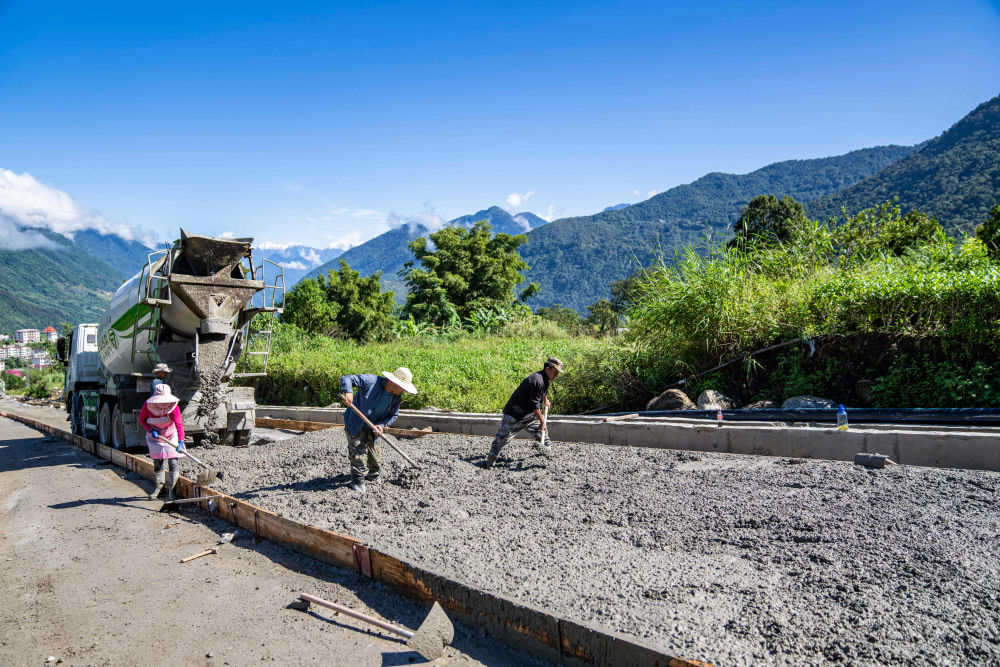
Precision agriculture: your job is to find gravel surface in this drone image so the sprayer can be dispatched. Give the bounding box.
[170,426,1000,666]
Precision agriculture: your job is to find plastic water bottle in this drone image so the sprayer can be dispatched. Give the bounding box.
[837,405,848,431]
[716,407,723,426]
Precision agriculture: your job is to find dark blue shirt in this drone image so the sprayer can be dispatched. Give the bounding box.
[339,374,402,438]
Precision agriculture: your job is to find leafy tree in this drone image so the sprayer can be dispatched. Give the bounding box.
[975,204,1000,261]
[402,220,538,327]
[281,260,395,340]
[536,304,583,333]
[585,299,620,336]
[609,271,644,314]
[728,194,809,250]
[831,201,944,265]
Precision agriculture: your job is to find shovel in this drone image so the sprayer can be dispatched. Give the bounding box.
[153,434,224,485]
[292,593,453,661]
[345,402,421,470]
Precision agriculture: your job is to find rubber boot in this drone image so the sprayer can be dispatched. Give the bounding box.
[484,452,497,469]
[166,469,179,501]
[365,471,382,484]
[149,470,165,500]
[350,474,366,494]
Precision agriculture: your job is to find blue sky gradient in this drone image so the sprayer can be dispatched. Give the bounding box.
[1,1,998,247]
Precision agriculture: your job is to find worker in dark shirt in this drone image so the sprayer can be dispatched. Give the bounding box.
[484,357,563,468]
[340,367,417,493]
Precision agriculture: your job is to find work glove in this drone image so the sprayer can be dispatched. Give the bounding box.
[177,440,186,452]
[151,429,159,439]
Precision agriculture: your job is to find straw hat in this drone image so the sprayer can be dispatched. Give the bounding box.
[382,367,417,394]
[147,383,179,405]
[153,362,172,374]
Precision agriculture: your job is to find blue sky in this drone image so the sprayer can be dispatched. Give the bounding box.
[0,0,998,248]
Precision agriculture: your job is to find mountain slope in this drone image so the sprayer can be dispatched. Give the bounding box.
[72,229,158,278]
[253,244,344,286]
[808,95,1000,233]
[0,227,120,331]
[520,144,915,311]
[303,206,549,299]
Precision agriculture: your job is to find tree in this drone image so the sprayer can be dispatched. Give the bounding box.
[975,204,1000,262]
[585,299,620,336]
[728,194,809,250]
[536,304,583,333]
[831,201,944,264]
[281,260,395,340]
[402,220,538,327]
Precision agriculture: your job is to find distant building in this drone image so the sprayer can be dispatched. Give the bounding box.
[15,329,40,343]
[41,326,59,342]
[30,355,52,370]
[0,345,33,360]
[0,334,9,342]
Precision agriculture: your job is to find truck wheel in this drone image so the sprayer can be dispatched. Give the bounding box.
[111,404,128,451]
[71,396,83,435]
[98,403,113,445]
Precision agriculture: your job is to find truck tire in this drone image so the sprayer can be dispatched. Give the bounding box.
[111,404,128,451]
[98,402,113,445]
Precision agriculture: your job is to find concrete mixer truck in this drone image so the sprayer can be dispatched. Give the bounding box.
[59,230,284,449]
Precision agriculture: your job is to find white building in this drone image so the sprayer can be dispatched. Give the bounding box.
[30,355,52,370]
[41,326,59,342]
[0,345,33,360]
[15,329,40,343]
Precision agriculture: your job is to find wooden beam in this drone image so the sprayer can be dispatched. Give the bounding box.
[255,417,432,438]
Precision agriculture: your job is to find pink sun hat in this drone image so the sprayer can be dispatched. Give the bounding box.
[146,383,179,405]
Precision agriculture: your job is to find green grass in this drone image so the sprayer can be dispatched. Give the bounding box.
[248,324,612,413]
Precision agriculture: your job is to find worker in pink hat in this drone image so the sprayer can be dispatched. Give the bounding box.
[138,383,187,500]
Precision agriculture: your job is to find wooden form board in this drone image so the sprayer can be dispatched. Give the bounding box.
[256,416,432,438]
[0,410,711,667]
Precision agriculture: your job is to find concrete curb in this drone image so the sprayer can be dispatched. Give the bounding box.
[258,406,1000,472]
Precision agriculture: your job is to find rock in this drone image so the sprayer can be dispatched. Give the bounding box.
[646,389,695,411]
[782,395,838,409]
[696,390,737,410]
[743,399,779,410]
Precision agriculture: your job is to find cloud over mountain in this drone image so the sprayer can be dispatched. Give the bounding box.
[0,168,155,246]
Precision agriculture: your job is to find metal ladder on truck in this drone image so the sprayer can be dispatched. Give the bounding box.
[233,255,285,379]
[130,247,175,371]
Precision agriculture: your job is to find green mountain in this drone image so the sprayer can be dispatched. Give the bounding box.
[521,145,915,311]
[808,95,1000,234]
[0,227,120,332]
[72,229,158,278]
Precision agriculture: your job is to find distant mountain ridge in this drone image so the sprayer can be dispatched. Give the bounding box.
[807,95,1000,233]
[303,206,550,299]
[519,144,916,311]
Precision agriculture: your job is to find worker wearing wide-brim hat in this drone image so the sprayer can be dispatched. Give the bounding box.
[485,357,563,468]
[339,367,418,493]
[151,362,172,394]
[139,383,187,500]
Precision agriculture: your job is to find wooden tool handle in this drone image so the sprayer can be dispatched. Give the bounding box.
[153,434,211,471]
[299,593,413,639]
[180,548,216,563]
[541,405,549,447]
[346,402,421,470]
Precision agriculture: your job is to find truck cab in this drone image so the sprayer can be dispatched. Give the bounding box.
[59,324,101,435]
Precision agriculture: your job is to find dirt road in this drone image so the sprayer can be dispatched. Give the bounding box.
[0,414,542,666]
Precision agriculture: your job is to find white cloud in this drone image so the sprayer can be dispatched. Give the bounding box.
[299,248,321,266]
[257,241,290,250]
[280,260,308,270]
[648,189,660,198]
[512,214,533,232]
[542,204,564,222]
[506,190,535,208]
[327,233,362,250]
[283,182,305,192]
[220,231,235,239]
[0,168,156,246]
[0,218,57,250]
[633,189,641,197]
[386,210,445,233]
